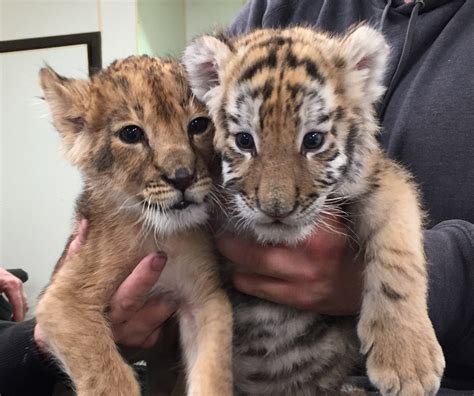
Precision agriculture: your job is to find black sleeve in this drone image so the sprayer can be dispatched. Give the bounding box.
[0,319,57,396]
[228,0,267,35]
[228,0,302,35]
[425,220,474,384]
[228,0,328,36]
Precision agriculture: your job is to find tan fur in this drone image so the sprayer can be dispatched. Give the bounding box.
[184,26,444,395]
[36,56,232,396]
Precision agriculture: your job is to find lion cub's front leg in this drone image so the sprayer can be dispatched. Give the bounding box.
[169,235,233,396]
[36,251,141,396]
[355,162,445,396]
[179,289,233,396]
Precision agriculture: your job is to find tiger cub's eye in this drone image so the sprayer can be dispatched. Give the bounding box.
[302,131,325,151]
[188,117,210,135]
[119,125,144,144]
[235,132,255,152]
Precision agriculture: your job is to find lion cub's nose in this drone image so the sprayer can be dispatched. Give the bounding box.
[163,167,196,191]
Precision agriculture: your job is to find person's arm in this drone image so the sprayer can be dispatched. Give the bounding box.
[0,318,56,396]
[424,220,474,382]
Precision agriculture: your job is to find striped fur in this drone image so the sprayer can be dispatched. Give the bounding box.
[184,26,444,395]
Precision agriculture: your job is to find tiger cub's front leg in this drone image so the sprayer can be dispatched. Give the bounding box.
[355,160,445,396]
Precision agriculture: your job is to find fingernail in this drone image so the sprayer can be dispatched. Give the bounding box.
[151,254,166,270]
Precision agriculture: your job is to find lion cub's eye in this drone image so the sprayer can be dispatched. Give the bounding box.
[302,131,325,152]
[119,125,144,144]
[235,132,255,152]
[188,117,210,135]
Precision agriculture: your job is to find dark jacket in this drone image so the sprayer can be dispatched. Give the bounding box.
[0,319,56,395]
[229,0,474,388]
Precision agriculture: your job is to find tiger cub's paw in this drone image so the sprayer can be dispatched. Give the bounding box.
[360,318,445,396]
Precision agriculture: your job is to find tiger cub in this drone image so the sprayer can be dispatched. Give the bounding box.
[36,56,232,396]
[184,26,445,395]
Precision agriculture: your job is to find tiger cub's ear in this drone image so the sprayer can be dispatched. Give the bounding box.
[338,25,389,106]
[183,35,232,103]
[39,66,90,137]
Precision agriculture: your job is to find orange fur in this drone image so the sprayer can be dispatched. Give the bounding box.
[37,56,232,396]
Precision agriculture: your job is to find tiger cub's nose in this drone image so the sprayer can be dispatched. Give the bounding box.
[163,167,196,192]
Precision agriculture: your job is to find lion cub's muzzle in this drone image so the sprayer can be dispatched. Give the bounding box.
[142,166,212,211]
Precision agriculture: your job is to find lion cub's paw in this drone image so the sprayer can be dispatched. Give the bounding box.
[360,319,445,396]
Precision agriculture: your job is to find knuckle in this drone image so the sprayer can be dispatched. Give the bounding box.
[261,248,282,268]
[301,267,319,283]
[6,277,20,289]
[296,289,317,310]
[119,297,142,313]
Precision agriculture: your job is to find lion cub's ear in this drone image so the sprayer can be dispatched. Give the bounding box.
[39,67,91,136]
[39,67,92,166]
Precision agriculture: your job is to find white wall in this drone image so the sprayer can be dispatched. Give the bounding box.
[1,0,137,314]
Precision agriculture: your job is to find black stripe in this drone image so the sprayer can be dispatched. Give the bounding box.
[286,52,323,82]
[224,177,242,190]
[94,143,113,172]
[316,177,337,187]
[227,113,239,126]
[244,338,345,387]
[286,82,303,99]
[133,103,143,118]
[317,113,330,124]
[261,79,274,100]
[381,282,404,301]
[344,123,359,172]
[116,76,129,90]
[326,150,340,162]
[334,56,346,69]
[332,106,345,121]
[255,35,293,49]
[238,51,277,82]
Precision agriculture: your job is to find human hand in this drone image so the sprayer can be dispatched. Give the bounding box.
[108,253,177,349]
[215,214,363,315]
[34,220,177,354]
[0,267,28,321]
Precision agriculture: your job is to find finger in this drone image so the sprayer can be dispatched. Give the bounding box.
[232,272,302,307]
[141,329,161,349]
[76,218,89,245]
[109,253,167,323]
[5,285,25,321]
[113,298,176,347]
[65,219,89,261]
[216,233,306,280]
[113,297,176,340]
[22,291,29,317]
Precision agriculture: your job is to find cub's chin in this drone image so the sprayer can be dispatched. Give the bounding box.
[252,222,315,246]
[144,201,209,235]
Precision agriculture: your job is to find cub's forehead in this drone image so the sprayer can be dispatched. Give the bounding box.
[92,56,192,101]
[223,32,339,133]
[87,56,205,123]
[226,31,340,99]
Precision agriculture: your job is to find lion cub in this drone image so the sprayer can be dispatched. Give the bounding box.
[36,56,232,396]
